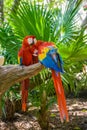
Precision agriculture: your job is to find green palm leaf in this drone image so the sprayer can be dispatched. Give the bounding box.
[10,1,54,41]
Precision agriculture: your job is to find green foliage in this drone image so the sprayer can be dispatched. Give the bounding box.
[4,0,13,20]
[10,0,83,42]
[0,23,21,64]
[29,69,56,108]
[1,84,21,119]
[29,81,56,117]
[10,1,55,41]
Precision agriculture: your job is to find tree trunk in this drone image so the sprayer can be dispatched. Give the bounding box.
[0,63,44,115]
[0,0,4,24]
[11,0,21,13]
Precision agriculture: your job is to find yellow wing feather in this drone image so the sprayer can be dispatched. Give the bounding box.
[38,47,49,61]
[18,56,21,64]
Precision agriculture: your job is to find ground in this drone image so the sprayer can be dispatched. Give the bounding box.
[0,98,87,130]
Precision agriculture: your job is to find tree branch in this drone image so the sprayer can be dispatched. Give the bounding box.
[0,63,44,115]
[0,63,44,97]
[0,63,44,116]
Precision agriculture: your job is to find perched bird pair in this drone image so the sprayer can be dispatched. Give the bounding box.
[18,35,38,112]
[18,36,69,122]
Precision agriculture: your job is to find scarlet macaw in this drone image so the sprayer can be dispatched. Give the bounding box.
[38,41,69,122]
[18,35,38,111]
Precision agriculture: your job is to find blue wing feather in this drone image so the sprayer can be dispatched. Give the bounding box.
[39,46,64,73]
[20,57,23,65]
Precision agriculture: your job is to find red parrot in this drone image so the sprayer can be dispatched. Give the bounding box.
[18,35,38,112]
[37,41,69,122]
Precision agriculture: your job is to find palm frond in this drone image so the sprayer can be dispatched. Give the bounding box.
[53,0,83,44]
[10,1,54,41]
[59,31,87,64]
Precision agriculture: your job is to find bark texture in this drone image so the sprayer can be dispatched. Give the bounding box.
[0,63,44,115]
[0,0,4,23]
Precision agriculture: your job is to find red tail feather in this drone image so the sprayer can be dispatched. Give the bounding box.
[52,70,69,122]
[21,78,29,112]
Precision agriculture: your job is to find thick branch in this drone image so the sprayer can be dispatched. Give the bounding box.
[0,63,44,97]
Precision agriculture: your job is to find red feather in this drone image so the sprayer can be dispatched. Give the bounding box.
[18,36,38,111]
[52,70,69,122]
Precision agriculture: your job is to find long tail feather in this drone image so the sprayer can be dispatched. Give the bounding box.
[21,78,29,112]
[52,70,69,122]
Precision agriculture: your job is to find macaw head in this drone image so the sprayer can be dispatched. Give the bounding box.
[22,35,37,47]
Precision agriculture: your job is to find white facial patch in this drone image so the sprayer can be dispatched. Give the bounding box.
[27,38,33,45]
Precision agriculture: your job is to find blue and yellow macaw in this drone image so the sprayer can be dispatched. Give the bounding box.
[38,41,69,123]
